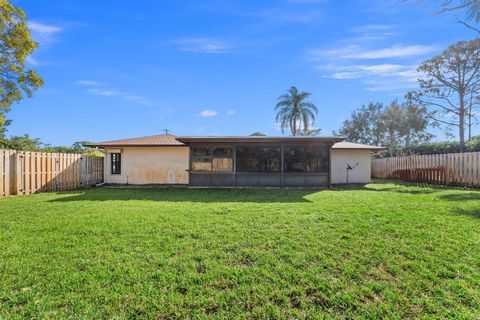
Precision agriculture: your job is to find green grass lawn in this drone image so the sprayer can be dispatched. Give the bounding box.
[1,181,480,319]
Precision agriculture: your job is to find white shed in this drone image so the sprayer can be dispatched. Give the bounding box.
[331,142,385,184]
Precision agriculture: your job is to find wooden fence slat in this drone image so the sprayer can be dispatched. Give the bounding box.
[372,151,480,187]
[475,152,480,187]
[0,150,4,196]
[0,149,104,197]
[1,150,5,196]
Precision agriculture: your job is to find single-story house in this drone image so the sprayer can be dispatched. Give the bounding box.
[87,134,384,187]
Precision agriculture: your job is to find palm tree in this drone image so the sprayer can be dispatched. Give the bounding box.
[275,86,318,136]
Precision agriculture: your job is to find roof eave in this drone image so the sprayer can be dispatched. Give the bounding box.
[84,144,186,148]
[332,147,387,151]
[176,136,345,144]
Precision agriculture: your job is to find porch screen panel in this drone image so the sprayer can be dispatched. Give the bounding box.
[212,147,233,171]
[192,147,212,171]
[191,147,233,172]
[236,147,281,172]
[284,146,329,172]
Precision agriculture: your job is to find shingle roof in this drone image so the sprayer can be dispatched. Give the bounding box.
[331,141,386,151]
[86,134,185,147]
[87,135,384,150]
[176,136,344,143]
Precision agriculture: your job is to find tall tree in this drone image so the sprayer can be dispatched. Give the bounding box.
[275,86,318,136]
[0,0,43,112]
[466,92,479,140]
[381,100,405,157]
[417,39,480,152]
[336,102,385,146]
[403,91,434,147]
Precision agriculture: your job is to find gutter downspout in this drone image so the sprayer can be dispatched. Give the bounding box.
[328,141,333,188]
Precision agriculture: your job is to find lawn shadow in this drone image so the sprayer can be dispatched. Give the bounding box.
[49,187,323,203]
[48,181,480,204]
[332,181,441,195]
[452,208,480,220]
[438,193,480,201]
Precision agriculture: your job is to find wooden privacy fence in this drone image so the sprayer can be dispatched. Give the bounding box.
[372,152,480,187]
[0,149,104,197]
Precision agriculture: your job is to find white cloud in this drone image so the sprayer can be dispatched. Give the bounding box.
[248,8,323,24]
[363,79,419,92]
[307,44,436,60]
[25,56,39,66]
[321,63,418,80]
[76,80,100,86]
[28,21,62,35]
[344,45,436,59]
[306,45,358,60]
[76,80,153,106]
[28,21,62,45]
[199,110,218,117]
[304,22,437,93]
[319,63,420,92]
[348,25,397,42]
[175,38,231,54]
[87,88,153,106]
[227,110,236,115]
[348,24,393,33]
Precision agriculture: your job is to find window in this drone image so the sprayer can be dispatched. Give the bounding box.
[111,153,121,174]
[236,147,281,172]
[191,147,233,172]
[284,147,328,172]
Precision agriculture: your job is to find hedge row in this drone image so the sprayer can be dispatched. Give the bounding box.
[376,138,480,158]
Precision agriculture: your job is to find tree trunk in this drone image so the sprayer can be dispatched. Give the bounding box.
[459,91,465,152]
[303,117,309,136]
[389,131,394,157]
[468,99,472,141]
[405,128,411,149]
[468,114,472,142]
[291,117,297,136]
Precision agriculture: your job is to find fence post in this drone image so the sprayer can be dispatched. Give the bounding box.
[3,150,10,196]
[445,154,449,185]
[13,152,21,195]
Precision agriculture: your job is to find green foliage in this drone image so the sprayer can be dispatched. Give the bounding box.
[275,86,318,136]
[335,102,385,145]
[249,132,266,136]
[6,133,41,150]
[41,141,100,154]
[376,138,480,158]
[1,135,103,155]
[0,183,479,318]
[297,128,322,136]
[83,149,104,158]
[0,111,11,147]
[336,94,433,154]
[0,0,44,112]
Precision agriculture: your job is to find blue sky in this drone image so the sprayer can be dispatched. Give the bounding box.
[8,0,475,145]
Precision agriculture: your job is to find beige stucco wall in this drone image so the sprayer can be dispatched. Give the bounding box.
[331,149,372,184]
[104,146,189,185]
